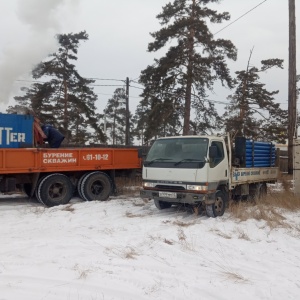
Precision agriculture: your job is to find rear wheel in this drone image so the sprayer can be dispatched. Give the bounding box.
[154,199,172,210]
[206,190,226,218]
[77,173,90,200]
[36,173,73,207]
[249,183,267,201]
[258,183,267,199]
[80,172,112,201]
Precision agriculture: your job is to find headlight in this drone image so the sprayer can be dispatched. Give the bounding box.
[187,185,208,191]
[143,182,156,188]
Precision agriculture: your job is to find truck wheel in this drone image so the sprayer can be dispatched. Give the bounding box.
[80,171,112,201]
[35,177,46,205]
[249,183,267,201]
[37,173,73,207]
[206,190,226,218]
[258,183,267,199]
[154,199,172,210]
[77,173,90,200]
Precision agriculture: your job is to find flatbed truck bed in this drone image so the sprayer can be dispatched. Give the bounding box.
[0,147,141,207]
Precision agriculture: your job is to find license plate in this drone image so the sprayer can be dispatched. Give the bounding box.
[159,191,177,199]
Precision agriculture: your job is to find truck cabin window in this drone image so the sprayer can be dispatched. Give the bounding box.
[210,141,225,168]
[145,138,209,168]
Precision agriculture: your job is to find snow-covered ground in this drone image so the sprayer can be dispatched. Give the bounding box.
[0,192,300,300]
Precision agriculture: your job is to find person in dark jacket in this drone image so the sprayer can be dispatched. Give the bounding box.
[41,124,65,148]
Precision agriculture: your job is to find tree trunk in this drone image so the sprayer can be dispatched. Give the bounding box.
[240,48,254,135]
[63,78,69,142]
[183,0,195,135]
[288,0,297,175]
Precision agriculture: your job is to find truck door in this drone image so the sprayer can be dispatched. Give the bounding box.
[208,140,228,189]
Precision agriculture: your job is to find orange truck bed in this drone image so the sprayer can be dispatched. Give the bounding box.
[0,147,141,174]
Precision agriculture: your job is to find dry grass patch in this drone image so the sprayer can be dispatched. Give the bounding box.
[147,234,175,245]
[164,238,174,245]
[106,246,140,259]
[132,199,149,207]
[115,177,142,196]
[61,204,75,213]
[125,211,150,218]
[264,191,300,211]
[73,264,92,280]
[177,228,186,241]
[123,247,140,259]
[27,206,46,215]
[210,228,232,239]
[236,228,251,241]
[228,197,293,230]
[177,228,196,251]
[173,220,196,227]
[215,262,249,284]
[221,270,249,284]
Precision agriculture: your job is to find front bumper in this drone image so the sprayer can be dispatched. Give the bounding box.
[140,189,215,205]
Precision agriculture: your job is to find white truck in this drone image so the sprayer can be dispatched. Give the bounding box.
[140,134,279,217]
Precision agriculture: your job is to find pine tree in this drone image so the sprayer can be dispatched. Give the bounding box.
[223,56,287,143]
[103,88,127,145]
[139,0,237,140]
[8,31,105,144]
[133,94,183,143]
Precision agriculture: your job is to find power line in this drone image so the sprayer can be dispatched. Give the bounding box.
[16,79,45,83]
[89,84,124,87]
[131,76,141,82]
[214,0,268,36]
[130,85,144,90]
[131,80,143,85]
[88,78,125,82]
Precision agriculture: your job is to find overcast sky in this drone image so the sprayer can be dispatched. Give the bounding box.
[0,0,299,116]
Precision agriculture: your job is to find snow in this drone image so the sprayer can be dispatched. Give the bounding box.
[0,193,300,300]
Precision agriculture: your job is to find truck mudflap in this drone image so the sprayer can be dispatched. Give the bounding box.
[140,189,216,205]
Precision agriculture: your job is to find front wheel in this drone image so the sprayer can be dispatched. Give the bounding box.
[154,199,172,210]
[36,173,73,207]
[206,190,226,218]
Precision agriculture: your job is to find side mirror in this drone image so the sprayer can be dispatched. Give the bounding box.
[209,145,217,159]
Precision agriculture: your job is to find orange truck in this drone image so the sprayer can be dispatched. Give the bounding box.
[0,113,142,206]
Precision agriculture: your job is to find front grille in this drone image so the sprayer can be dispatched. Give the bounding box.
[156,185,185,191]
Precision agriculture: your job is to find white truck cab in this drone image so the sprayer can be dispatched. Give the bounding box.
[140,135,278,217]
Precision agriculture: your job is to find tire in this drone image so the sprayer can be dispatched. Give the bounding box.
[249,183,267,201]
[77,173,90,200]
[35,177,45,205]
[154,199,172,210]
[258,183,267,199]
[206,190,226,218]
[80,172,112,201]
[37,173,73,207]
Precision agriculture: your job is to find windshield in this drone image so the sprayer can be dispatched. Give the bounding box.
[145,137,208,168]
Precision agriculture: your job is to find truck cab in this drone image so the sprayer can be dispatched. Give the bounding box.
[140,135,229,216]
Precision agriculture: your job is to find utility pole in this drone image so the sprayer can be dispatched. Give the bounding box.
[125,77,130,145]
[288,0,297,175]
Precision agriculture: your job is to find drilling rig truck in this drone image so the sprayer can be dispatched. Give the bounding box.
[0,113,141,207]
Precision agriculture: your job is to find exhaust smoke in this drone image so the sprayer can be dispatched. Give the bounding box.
[0,0,79,110]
